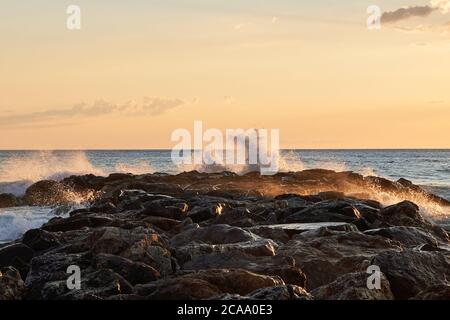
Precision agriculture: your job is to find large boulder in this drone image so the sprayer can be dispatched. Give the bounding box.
[0,193,18,208]
[0,266,26,300]
[364,226,439,248]
[278,229,402,290]
[0,243,34,279]
[311,271,394,300]
[170,224,262,247]
[371,250,450,300]
[134,269,284,299]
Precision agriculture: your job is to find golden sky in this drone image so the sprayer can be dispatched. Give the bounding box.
[1,0,450,149]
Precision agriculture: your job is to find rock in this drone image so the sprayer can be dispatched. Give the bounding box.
[278,231,402,290]
[41,268,133,300]
[0,243,34,279]
[248,222,354,238]
[245,226,290,243]
[246,285,311,300]
[22,229,61,251]
[42,215,114,232]
[134,269,284,299]
[141,216,184,231]
[182,252,307,288]
[87,226,173,276]
[173,239,278,265]
[371,250,450,299]
[187,206,215,223]
[0,266,26,300]
[170,224,262,247]
[92,253,161,285]
[0,193,18,208]
[24,180,72,206]
[364,226,439,248]
[311,271,394,300]
[284,200,363,224]
[139,200,188,220]
[379,201,450,241]
[412,284,450,300]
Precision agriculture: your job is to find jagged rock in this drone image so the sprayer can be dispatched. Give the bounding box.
[278,230,402,290]
[248,222,354,238]
[0,266,26,300]
[92,253,161,285]
[22,229,61,251]
[0,243,34,279]
[284,200,363,224]
[181,252,307,288]
[24,180,73,206]
[379,201,450,241]
[170,224,262,247]
[412,284,450,300]
[40,268,133,300]
[371,250,450,300]
[0,193,18,208]
[42,215,114,232]
[364,226,439,248]
[134,269,284,299]
[87,226,173,275]
[247,285,312,300]
[311,271,394,300]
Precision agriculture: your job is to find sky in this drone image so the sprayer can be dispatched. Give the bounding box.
[1,0,450,149]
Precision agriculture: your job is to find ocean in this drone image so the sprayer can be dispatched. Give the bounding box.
[1,149,449,243]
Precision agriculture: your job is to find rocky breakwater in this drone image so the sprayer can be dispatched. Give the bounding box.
[0,169,450,300]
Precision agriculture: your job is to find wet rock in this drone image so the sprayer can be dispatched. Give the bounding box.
[278,231,402,290]
[247,285,311,300]
[412,284,450,300]
[24,180,73,206]
[22,229,61,251]
[42,215,114,232]
[311,271,394,300]
[0,243,34,279]
[0,193,18,208]
[284,200,363,224]
[87,226,173,276]
[170,224,261,247]
[134,269,284,299]
[180,252,306,288]
[379,201,450,241]
[249,222,353,238]
[364,226,439,248]
[92,253,161,285]
[139,200,188,220]
[40,268,133,300]
[371,250,450,300]
[0,266,26,300]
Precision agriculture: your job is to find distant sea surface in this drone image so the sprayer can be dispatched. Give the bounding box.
[1,149,449,243]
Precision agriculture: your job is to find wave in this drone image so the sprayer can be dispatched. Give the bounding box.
[0,151,155,196]
[0,206,58,243]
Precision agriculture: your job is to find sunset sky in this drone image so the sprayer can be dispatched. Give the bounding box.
[1,0,450,149]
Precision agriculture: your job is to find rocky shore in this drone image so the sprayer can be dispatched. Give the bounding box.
[1,169,450,300]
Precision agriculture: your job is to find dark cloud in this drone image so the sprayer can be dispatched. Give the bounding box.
[0,97,184,127]
[381,6,434,24]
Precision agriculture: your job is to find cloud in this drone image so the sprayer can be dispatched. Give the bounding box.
[431,0,450,13]
[381,6,434,24]
[381,0,450,25]
[0,97,184,127]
